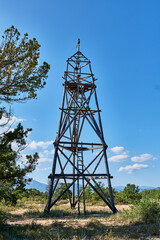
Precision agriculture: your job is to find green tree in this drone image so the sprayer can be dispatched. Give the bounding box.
[85,185,93,201]
[0,26,50,205]
[0,25,50,104]
[0,123,39,205]
[54,183,72,200]
[122,184,141,203]
[92,181,106,202]
[22,188,41,199]
[104,187,117,199]
[140,188,160,200]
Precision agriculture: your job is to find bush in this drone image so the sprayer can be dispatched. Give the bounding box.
[122,184,141,203]
[53,183,72,200]
[114,184,142,204]
[124,199,160,223]
[140,189,160,200]
[136,199,160,223]
[0,211,8,225]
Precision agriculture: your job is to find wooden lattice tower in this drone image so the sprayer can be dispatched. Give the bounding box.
[44,40,117,214]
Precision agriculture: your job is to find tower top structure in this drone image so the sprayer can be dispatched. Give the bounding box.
[76,38,80,51]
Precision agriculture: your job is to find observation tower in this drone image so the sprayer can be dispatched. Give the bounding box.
[44,40,117,215]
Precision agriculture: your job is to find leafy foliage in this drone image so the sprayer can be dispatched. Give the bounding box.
[53,183,72,200]
[84,185,93,201]
[123,199,160,224]
[80,182,140,204]
[0,123,39,205]
[140,188,160,200]
[115,184,142,204]
[21,188,47,203]
[123,184,141,203]
[0,25,50,205]
[52,182,143,205]
[0,25,50,103]
[92,181,106,202]
[0,210,8,225]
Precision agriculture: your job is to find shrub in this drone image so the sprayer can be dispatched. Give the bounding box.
[122,184,141,204]
[114,184,142,204]
[140,188,160,200]
[0,211,8,225]
[124,198,160,224]
[136,199,160,223]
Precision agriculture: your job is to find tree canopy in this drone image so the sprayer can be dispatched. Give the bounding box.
[53,183,72,200]
[0,26,50,204]
[0,123,39,204]
[0,25,50,104]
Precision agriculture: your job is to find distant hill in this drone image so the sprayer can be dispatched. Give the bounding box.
[113,186,124,192]
[25,179,159,193]
[138,186,156,192]
[113,185,157,192]
[26,179,47,192]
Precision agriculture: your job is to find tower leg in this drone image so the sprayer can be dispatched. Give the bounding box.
[103,147,117,213]
[77,173,80,215]
[94,90,117,213]
[72,153,76,208]
[82,177,86,215]
[44,146,58,213]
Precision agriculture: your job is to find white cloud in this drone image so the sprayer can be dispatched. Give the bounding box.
[17,152,53,164]
[0,115,24,126]
[50,149,55,155]
[0,115,25,134]
[21,154,26,160]
[11,141,19,151]
[36,167,50,171]
[38,158,53,163]
[39,149,57,158]
[28,140,53,150]
[21,149,55,164]
[93,150,102,156]
[131,153,157,162]
[39,150,50,158]
[118,163,149,174]
[108,154,129,162]
[11,116,25,123]
[110,146,125,154]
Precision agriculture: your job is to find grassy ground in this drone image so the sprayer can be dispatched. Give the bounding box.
[0,201,159,240]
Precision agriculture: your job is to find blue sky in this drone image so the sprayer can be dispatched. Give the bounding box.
[0,0,160,187]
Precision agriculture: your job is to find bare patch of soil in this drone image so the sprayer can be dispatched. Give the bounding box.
[8,209,29,215]
[87,204,130,212]
[3,203,159,240]
[7,204,130,227]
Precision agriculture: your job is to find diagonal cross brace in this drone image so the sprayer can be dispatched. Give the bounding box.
[51,147,116,212]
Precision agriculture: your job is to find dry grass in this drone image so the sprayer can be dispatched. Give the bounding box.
[0,201,159,240]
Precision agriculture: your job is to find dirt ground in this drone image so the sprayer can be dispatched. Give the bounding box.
[2,203,159,240]
[7,204,130,226]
